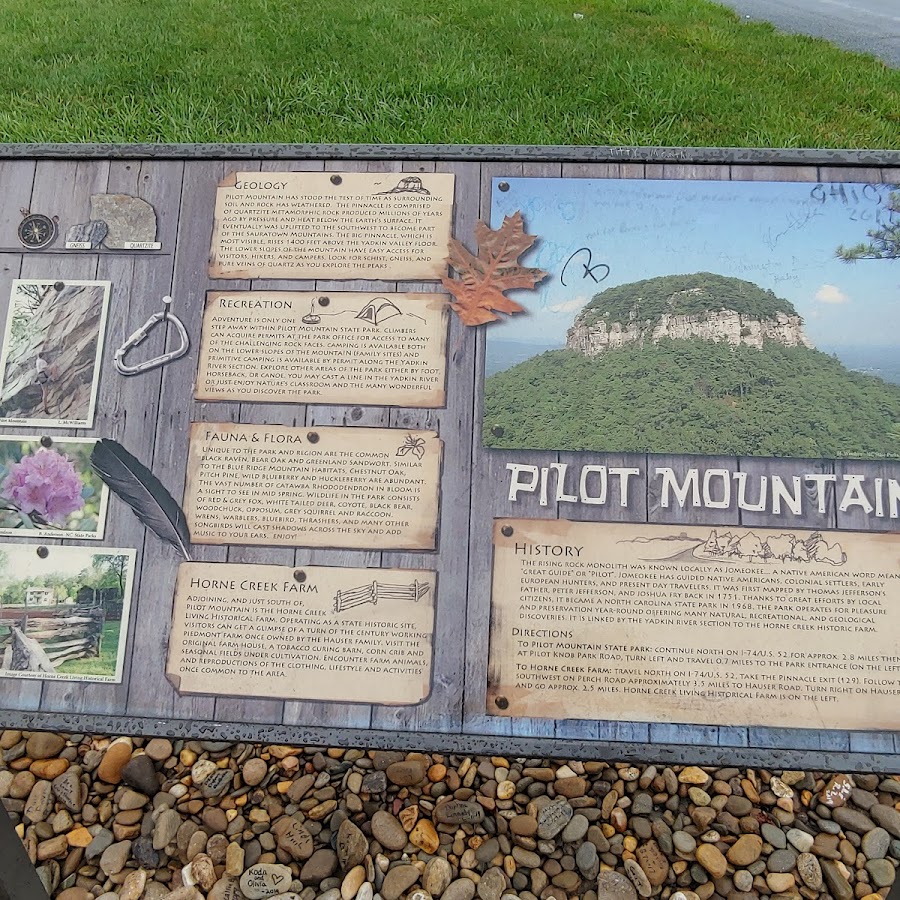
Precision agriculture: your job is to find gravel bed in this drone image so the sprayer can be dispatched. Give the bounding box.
[2,731,899,900]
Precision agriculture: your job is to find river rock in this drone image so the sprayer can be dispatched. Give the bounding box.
[144,738,172,761]
[832,807,876,834]
[382,864,422,900]
[273,817,313,860]
[240,864,293,899]
[443,880,476,900]
[132,834,160,868]
[202,767,234,798]
[477,867,507,900]
[577,840,599,877]
[623,859,652,899]
[85,828,113,860]
[361,771,387,793]
[185,853,217,891]
[96,738,132,784]
[766,873,795,893]
[562,813,589,843]
[695,844,727,879]
[727,834,762,866]
[153,807,181,850]
[99,839,131,875]
[862,827,891,859]
[243,758,268,786]
[121,754,158,795]
[866,858,896,887]
[372,810,408,850]
[424,857,453,897]
[386,759,427,786]
[785,827,814,853]
[120,869,147,900]
[509,814,537,836]
[636,840,668,886]
[26,733,66,760]
[434,800,484,825]
[767,848,797,872]
[30,758,68,780]
[299,848,338,883]
[24,779,54,823]
[337,818,368,870]
[678,767,709,785]
[821,774,854,807]
[797,852,823,890]
[761,823,786,848]
[341,865,366,900]
[821,860,854,900]
[411,818,440,854]
[52,769,82,813]
[537,798,574,839]
[871,804,900,838]
[596,871,638,900]
[226,842,245,877]
[118,788,148,810]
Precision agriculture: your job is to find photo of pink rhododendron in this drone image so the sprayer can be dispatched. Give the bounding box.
[0,438,108,538]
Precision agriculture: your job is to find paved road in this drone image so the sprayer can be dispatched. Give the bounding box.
[718,0,900,67]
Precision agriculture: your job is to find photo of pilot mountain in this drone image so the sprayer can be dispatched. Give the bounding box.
[484,179,900,459]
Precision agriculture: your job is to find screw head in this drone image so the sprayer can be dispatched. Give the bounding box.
[318,296,330,307]
[491,425,505,438]
[294,570,306,583]
[37,546,49,558]
[495,696,509,710]
[40,436,53,448]
[501,525,514,537]
[330,175,342,185]
[498,182,510,192]
[306,431,319,444]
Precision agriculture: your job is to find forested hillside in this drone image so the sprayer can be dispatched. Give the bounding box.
[578,273,798,328]
[483,339,900,458]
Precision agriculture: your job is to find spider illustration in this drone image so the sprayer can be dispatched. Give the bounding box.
[396,434,426,460]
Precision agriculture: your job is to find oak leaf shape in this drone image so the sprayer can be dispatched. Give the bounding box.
[442,211,549,326]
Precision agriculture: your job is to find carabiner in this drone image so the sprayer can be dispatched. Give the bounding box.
[114,296,190,376]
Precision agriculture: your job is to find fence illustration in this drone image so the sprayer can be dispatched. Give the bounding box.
[0,607,105,672]
[333,579,430,613]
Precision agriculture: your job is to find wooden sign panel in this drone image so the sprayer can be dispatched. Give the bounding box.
[168,562,435,704]
[488,519,900,730]
[0,145,898,770]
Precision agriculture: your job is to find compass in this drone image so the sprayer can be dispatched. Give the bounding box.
[18,208,59,250]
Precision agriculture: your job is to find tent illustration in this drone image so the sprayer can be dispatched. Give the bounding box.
[356,298,402,325]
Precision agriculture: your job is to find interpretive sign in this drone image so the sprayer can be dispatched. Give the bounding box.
[167,562,435,704]
[0,145,898,770]
[196,291,449,407]
[183,423,442,550]
[209,171,455,280]
[488,519,900,730]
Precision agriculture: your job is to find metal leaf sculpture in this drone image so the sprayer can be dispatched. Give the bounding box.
[442,211,549,326]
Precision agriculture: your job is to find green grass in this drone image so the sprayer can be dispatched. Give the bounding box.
[0,0,896,146]
[55,620,121,678]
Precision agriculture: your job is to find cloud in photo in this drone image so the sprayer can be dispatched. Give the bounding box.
[815,284,849,305]
[548,297,588,314]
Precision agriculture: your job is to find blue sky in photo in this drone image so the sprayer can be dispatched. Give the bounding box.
[488,177,899,352]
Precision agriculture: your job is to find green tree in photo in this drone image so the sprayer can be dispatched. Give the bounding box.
[836,190,900,261]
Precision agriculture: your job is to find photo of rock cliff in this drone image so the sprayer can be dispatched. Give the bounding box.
[0,281,110,427]
[483,178,900,460]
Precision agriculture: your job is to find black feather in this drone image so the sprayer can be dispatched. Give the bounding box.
[90,438,192,560]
